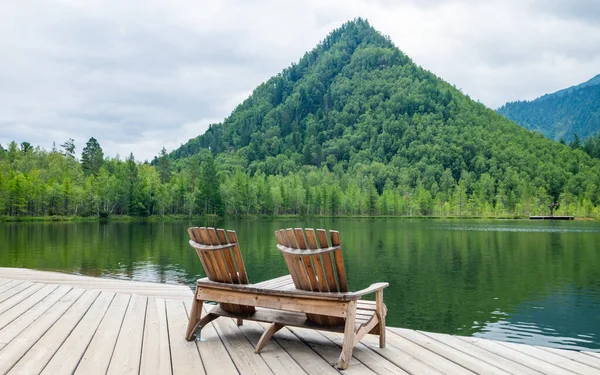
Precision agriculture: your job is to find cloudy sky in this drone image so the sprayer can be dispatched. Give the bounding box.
[1,0,599,161]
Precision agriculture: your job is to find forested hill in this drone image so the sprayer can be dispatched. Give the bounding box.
[497,75,600,142]
[168,19,600,217]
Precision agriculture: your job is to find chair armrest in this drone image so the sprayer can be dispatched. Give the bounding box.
[351,282,389,297]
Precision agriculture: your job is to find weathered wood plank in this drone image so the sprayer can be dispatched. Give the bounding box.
[0,280,25,297]
[6,289,101,374]
[0,268,192,300]
[319,330,408,375]
[459,336,579,375]
[140,298,172,375]
[0,285,72,349]
[211,313,275,375]
[190,302,238,375]
[0,282,41,311]
[0,284,57,329]
[0,288,86,374]
[493,340,600,375]
[237,320,307,375]
[166,300,206,375]
[106,294,148,375]
[75,293,131,375]
[421,331,543,374]
[391,327,511,375]
[537,346,600,371]
[287,326,375,374]
[380,328,475,374]
[257,322,339,375]
[583,351,600,359]
[357,332,444,375]
[39,292,115,374]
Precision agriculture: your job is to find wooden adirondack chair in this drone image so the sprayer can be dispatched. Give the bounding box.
[185,227,388,370]
[274,228,388,369]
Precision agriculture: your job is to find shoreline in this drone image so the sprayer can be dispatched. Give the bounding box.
[1,214,596,223]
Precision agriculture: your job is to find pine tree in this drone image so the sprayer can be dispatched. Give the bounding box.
[81,137,104,175]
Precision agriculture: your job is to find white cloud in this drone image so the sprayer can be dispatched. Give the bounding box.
[0,0,598,160]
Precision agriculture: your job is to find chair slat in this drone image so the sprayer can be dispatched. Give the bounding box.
[294,228,308,249]
[285,228,298,249]
[200,228,225,281]
[330,231,348,292]
[317,229,339,292]
[283,229,311,290]
[191,227,215,279]
[305,229,329,292]
[217,229,240,284]
[226,230,249,284]
[207,228,233,284]
[295,228,319,292]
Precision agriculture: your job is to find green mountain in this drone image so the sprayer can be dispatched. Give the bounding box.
[169,19,600,216]
[497,75,600,142]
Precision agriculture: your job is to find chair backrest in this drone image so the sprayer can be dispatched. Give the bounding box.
[274,228,348,293]
[188,227,249,285]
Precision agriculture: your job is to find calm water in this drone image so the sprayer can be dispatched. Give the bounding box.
[1,218,599,351]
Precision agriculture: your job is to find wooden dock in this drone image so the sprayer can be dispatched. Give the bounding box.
[0,268,599,374]
[529,216,575,220]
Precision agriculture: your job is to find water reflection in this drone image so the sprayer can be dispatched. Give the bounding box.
[0,218,599,351]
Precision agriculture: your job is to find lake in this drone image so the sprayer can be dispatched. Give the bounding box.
[1,218,599,351]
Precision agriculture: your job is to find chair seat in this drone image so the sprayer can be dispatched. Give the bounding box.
[196,274,365,302]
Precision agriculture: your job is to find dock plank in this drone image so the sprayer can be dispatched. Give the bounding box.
[0,288,85,374]
[391,327,511,375]
[257,322,340,375]
[493,340,600,375]
[75,293,131,375]
[106,294,147,375]
[379,327,474,375]
[40,292,115,374]
[0,285,72,349]
[0,280,24,298]
[166,300,207,375]
[0,282,42,312]
[421,331,542,375]
[287,326,376,374]
[182,302,238,375]
[537,346,600,370]
[0,284,57,330]
[319,330,409,375]
[140,297,172,375]
[459,336,579,375]
[212,313,275,375]
[7,289,101,374]
[237,320,307,375]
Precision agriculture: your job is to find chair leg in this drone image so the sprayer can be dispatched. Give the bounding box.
[376,289,386,348]
[236,318,244,326]
[185,292,203,341]
[255,323,284,354]
[336,300,357,370]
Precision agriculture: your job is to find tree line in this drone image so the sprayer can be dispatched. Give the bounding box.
[1,137,598,219]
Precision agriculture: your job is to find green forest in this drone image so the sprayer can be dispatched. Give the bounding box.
[497,75,600,142]
[2,19,600,220]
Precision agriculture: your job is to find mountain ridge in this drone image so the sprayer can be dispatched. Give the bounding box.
[497,74,600,142]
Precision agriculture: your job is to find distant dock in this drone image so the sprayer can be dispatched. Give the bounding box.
[530,216,575,220]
